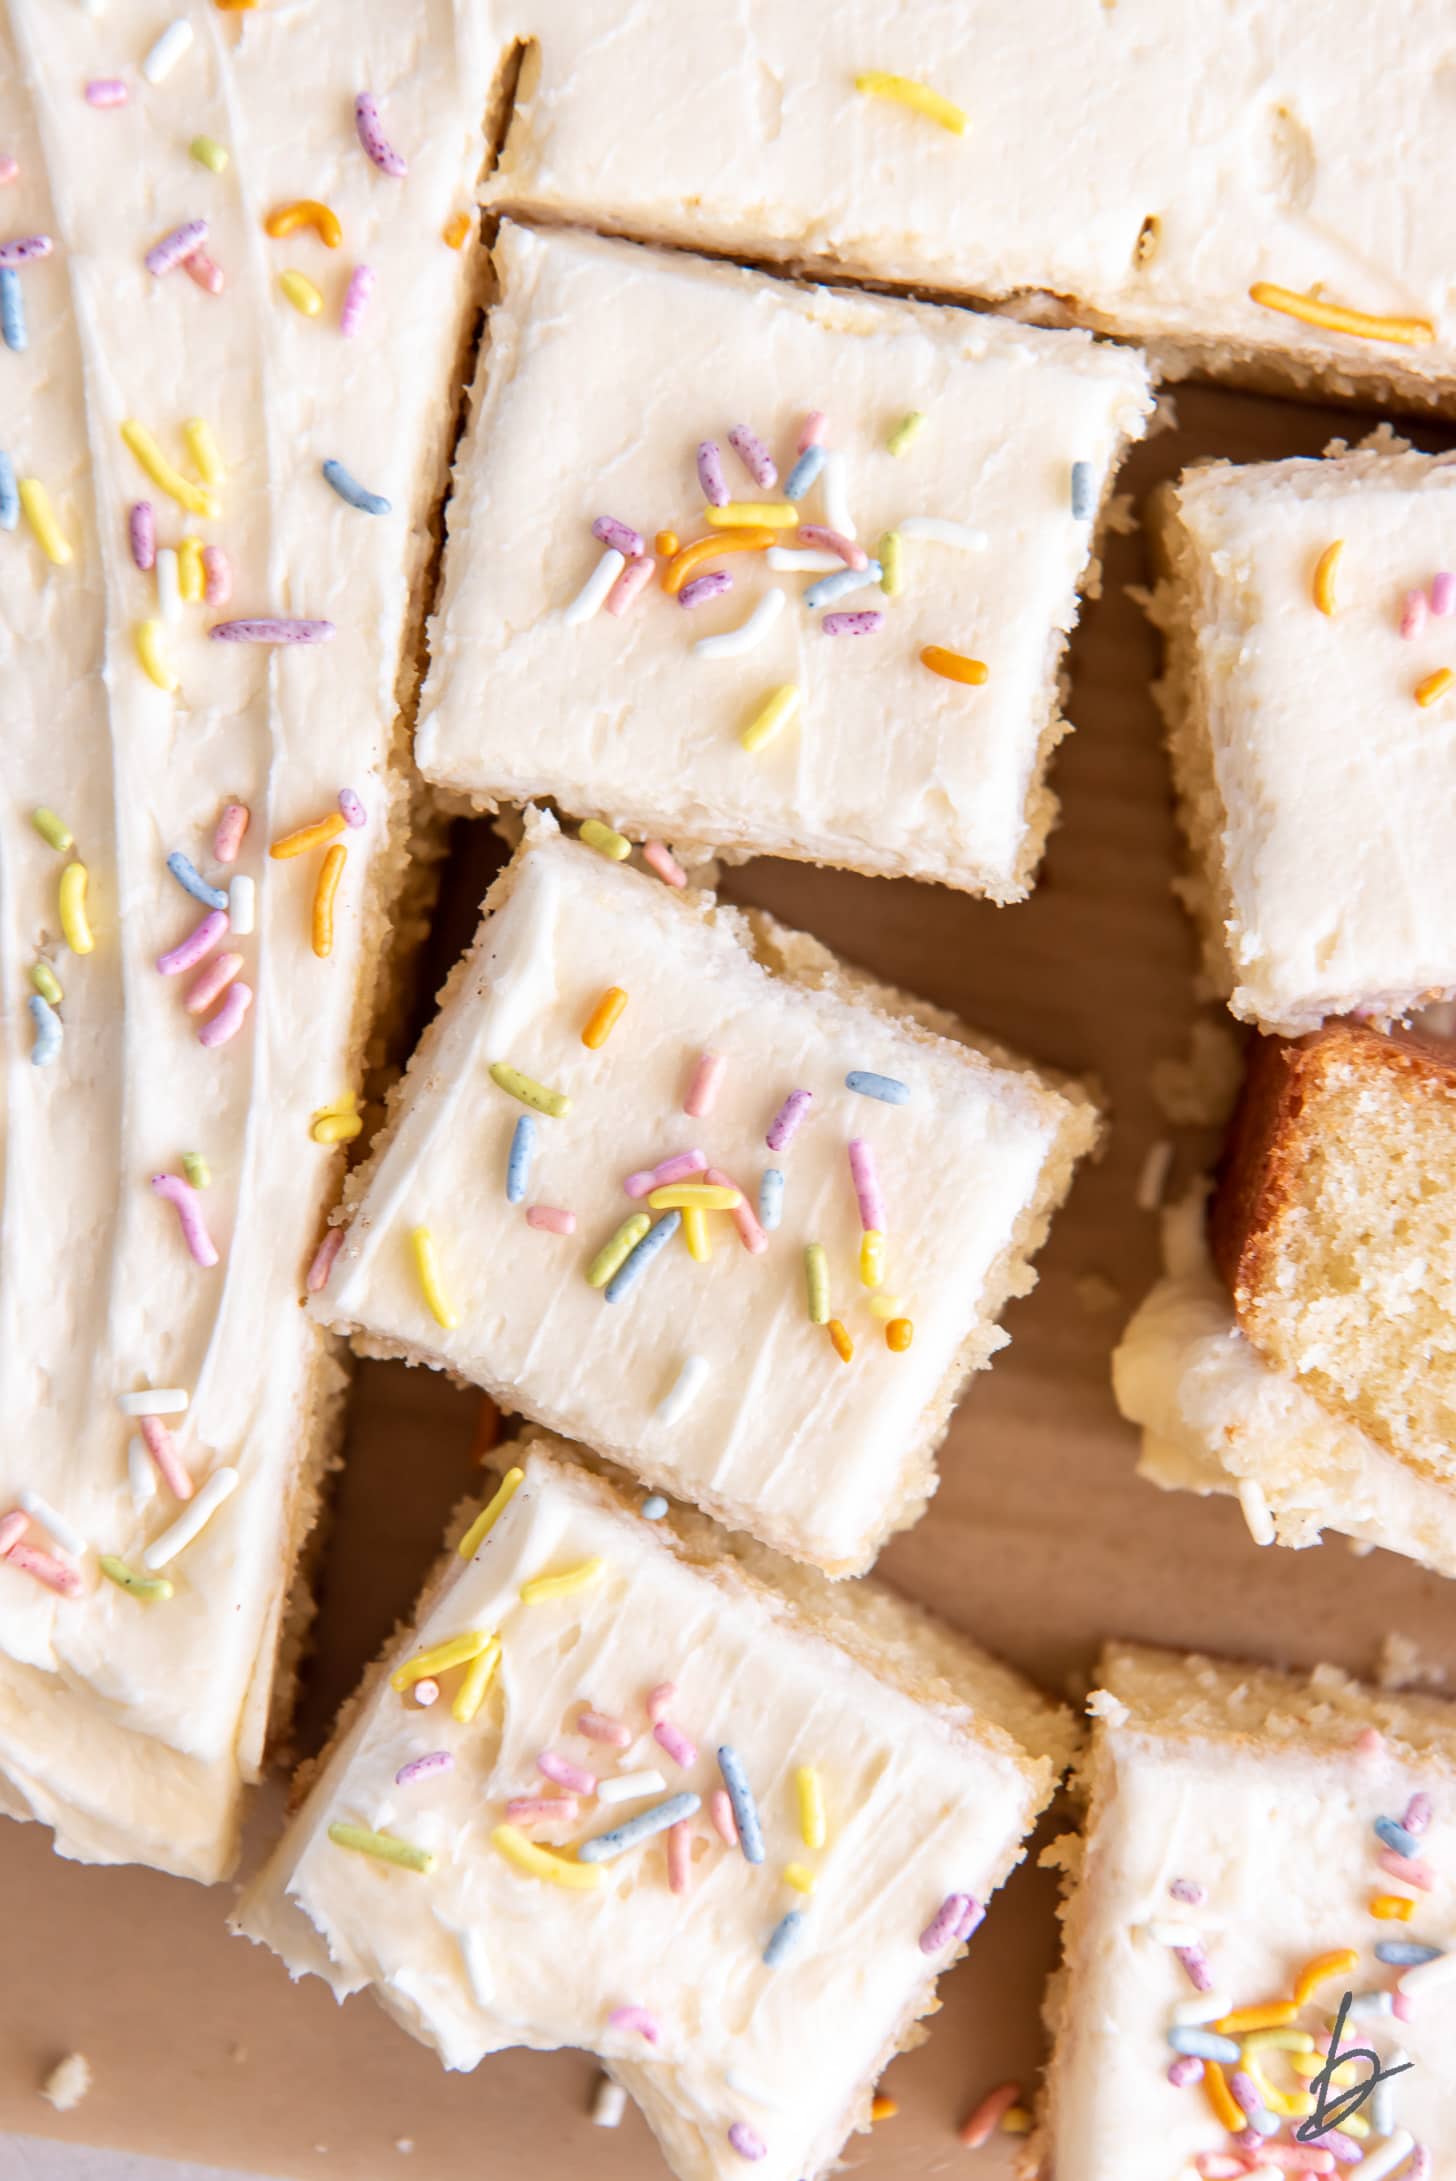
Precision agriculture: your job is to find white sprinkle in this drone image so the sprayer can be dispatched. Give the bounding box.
[656,1354,710,1426]
[117,1386,189,1416]
[765,547,843,574]
[725,2071,785,2111]
[141,17,192,82]
[1349,2133,1413,2181]
[1145,1919,1201,1948]
[1399,1950,1456,1997]
[18,1490,86,1560]
[1237,1477,1275,1547]
[820,451,855,539]
[156,546,181,622]
[898,516,990,551]
[78,0,105,14]
[1371,2049,1406,2138]
[694,588,786,660]
[596,1768,668,1806]
[1172,1992,1232,2026]
[1136,1139,1174,1212]
[143,1464,239,1570]
[228,874,255,935]
[128,1436,158,1511]
[591,2077,627,2130]
[563,546,625,627]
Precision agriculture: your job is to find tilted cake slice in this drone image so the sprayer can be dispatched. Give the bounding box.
[235,1437,1076,2181]
[309,813,1100,1574]
[417,220,1154,897]
[1041,1643,1455,2181]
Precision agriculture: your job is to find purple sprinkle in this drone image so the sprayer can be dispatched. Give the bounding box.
[340,263,375,339]
[727,2123,765,2163]
[1305,2131,1363,2166]
[679,570,732,610]
[1433,572,1456,617]
[653,1718,697,1768]
[128,500,155,573]
[354,92,408,178]
[0,233,52,266]
[1405,1790,1433,1836]
[209,618,335,645]
[145,219,208,278]
[1168,1876,1205,1905]
[338,787,367,829]
[1229,2070,1263,2118]
[848,1139,885,1233]
[697,440,729,507]
[765,1088,811,1152]
[1174,1944,1213,1992]
[84,79,129,109]
[538,1749,596,1796]
[727,424,776,491]
[1166,2056,1203,2088]
[919,1893,972,1954]
[953,1895,984,1942]
[592,515,644,559]
[1232,2130,1264,2155]
[395,1750,452,1787]
[823,609,883,637]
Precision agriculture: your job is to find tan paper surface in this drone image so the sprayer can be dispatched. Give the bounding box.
[3,379,1454,2179]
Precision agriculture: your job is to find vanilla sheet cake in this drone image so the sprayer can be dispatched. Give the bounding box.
[1042,1643,1455,2181]
[416,221,1154,896]
[484,1,1456,411]
[1151,441,1456,1033]
[236,1439,1076,2181]
[0,0,502,1879]
[310,814,1100,1575]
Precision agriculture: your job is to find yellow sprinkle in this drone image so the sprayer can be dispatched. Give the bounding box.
[520,1557,605,1605]
[648,1183,741,1212]
[135,619,179,694]
[410,1225,458,1330]
[1249,281,1433,348]
[682,1204,711,1262]
[868,1292,905,1320]
[1215,2000,1299,2035]
[805,1242,829,1324]
[879,530,904,596]
[1241,2029,1314,2055]
[1371,1894,1416,1921]
[1338,2114,1371,2142]
[587,1213,650,1288]
[279,269,323,317]
[1000,2108,1033,2136]
[120,421,219,519]
[783,1863,816,1894]
[99,1555,173,1602]
[391,1630,493,1692]
[177,536,205,603]
[181,1152,209,1188]
[312,841,345,959]
[30,962,63,1006]
[796,1764,826,1850]
[1415,665,1454,708]
[579,817,631,861]
[827,1317,853,1363]
[458,1466,526,1559]
[442,211,472,250]
[870,2096,898,2123]
[1203,2062,1243,2133]
[1290,1949,1359,2008]
[741,682,802,754]
[18,478,71,565]
[489,1062,571,1119]
[310,1111,362,1146]
[190,135,229,173]
[184,417,226,485]
[855,70,967,135]
[58,862,93,955]
[452,1634,501,1723]
[887,411,928,456]
[270,812,347,859]
[31,807,73,852]
[328,1822,434,1875]
[704,501,799,529]
[859,1230,885,1289]
[265,198,342,248]
[492,1823,602,1890]
[921,644,988,686]
[1312,538,1342,616]
[581,986,628,1049]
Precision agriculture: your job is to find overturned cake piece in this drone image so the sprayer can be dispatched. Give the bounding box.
[1041,1643,1455,2181]
[1151,442,1456,1032]
[417,221,1154,897]
[310,813,1100,1573]
[235,1439,1076,2181]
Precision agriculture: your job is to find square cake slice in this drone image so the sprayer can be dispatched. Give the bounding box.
[1151,441,1456,1033]
[235,1438,1076,2181]
[416,221,1154,897]
[310,813,1100,1574]
[1041,1643,1456,2181]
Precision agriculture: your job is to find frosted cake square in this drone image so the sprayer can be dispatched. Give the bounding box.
[236,1438,1076,2181]
[310,814,1100,1574]
[416,221,1154,897]
[1041,1643,1456,2181]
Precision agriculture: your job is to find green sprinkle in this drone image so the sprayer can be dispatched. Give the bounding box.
[182,1152,211,1189]
[328,1821,435,1874]
[99,1555,174,1603]
[879,530,904,598]
[578,817,631,862]
[30,961,63,1006]
[31,806,73,853]
[887,410,928,457]
[489,1061,571,1119]
[586,1212,650,1289]
[190,135,229,173]
[805,1242,829,1325]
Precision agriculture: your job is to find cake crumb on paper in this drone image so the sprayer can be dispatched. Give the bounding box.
[1376,1631,1448,1692]
[1150,1019,1243,1126]
[1136,1138,1173,1211]
[40,2053,92,2111]
[1075,1271,1121,1315]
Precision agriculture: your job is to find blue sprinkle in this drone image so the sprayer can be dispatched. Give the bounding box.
[1375,1939,1444,1967]
[805,561,882,611]
[783,446,826,502]
[1070,458,1094,520]
[763,1910,804,1968]
[1166,2028,1240,2064]
[322,457,391,517]
[166,851,227,913]
[1374,1814,1421,1860]
[1,267,26,354]
[0,449,17,531]
[758,1167,784,1232]
[1246,2108,1280,2139]
[506,1113,535,1204]
[604,1210,680,1303]
[845,1069,910,1105]
[717,1744,764,1864]
[641,1493,668,1520]
[28,993,61,1067]
[577,1790,699,1863]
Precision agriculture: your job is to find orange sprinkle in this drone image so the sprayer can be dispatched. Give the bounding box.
[886,1317,914,1353]
[1312,539,1342,616]
[1203,2062,1244,2133]
[870,2095,898,2123]
[214,1,259,9]
[1290,1949,1359,2008]
[663,528,776,595]
[1415,666,1454,708]
[920,644,988,686]
[270,812,347,860]
[581,986,628,1050]
[265,199,342,248]
[442,211,471,251]
[1249,282,1434,348]
[827,1318,853,1364]
[1214,2000,1298,2035]
[312,843,345,959]
[1371,1894,1416,1921]
[958,2083,1021,2151]
[655,529,679,558]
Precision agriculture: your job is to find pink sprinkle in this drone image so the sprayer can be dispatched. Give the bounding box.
[954,1896,985,1941]
[525,1205,575,1235]
[1167,2056,1204,2088]
[679,570,732,610]
[538,1750,596,1796]
[727,425,776,491]
[958,2084,1021,2151]
[683,1051,726,1118]
[129,501,155,572]
[919,1893,973,1953]
[1175,1944,1214,1991]
[797,411,828,453]
[139,1414,193,1500]
[185,949,244,1015]
[354,92,408,178]
[396,1750,452,1787]
[847,1138,885,1232]
[1232,2142,1265,2161]
[625,1150,707,1199]
[214,803,250,864]
[505,1795,578,1823]
[643,840,686,888]
[85,79,128,108]
[705,1166,766,1254]
[1404,1790,1432,1835]
[796,524,866,570]
[338,787,367,830]
[1433,571,1456,616]
[340,262,375,338]
[0,1510,28,1556]
[5,1542,82,1597]
[823,610,883,636]
[145,218,208,277]
[0,158,18,187]
[184,250,225,296]
[1251,2153,1338,2174]
[1192,2159,1248,2179]
[646,1682,675,1724]
[210,619,334,645]
[697,440,729,507]
[606,2006,660,2044]
[1169,1876,1206,1905]
[0,234,50,266]
[1405,2148,1431,2181]
[1354,1726,1385,1759]
[201,545,231,603]
[727,2123,765,2163]
[605,554,655,617]
[306,1226,345,1293]
[709,1787,738,1847]
[577,1709,633,1747]
[592,515,644,559]
[197,979,253,1048]
[766,1089,811,1151]
[654,1718,697,1768]
[1392,1988,1415,2023]
[1401,588,1428,640]
[150,1171,219,1267]
[157,907,228,977]
[1379,1847,1434,1889]
[412,1678,439,1708]
[667,1818,691,1895]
